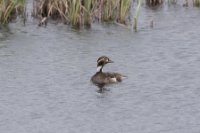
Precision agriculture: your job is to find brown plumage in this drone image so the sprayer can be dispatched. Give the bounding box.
[91,56,126,91]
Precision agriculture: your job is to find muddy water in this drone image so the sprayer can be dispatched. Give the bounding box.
[0,3,200,133]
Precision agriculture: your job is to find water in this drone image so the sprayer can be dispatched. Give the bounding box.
[1,3,200,133]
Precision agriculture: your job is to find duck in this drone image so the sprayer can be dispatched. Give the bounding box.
[91,56,126,91]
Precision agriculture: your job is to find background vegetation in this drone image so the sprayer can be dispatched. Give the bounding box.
[1,0,200,28]
[0,0,25,24]
[32,0,132,28]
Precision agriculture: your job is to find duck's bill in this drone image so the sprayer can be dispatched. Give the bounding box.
[108,60,114,63]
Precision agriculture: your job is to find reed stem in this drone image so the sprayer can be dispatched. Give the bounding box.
[133,0,142,31]
[0,0,26,24]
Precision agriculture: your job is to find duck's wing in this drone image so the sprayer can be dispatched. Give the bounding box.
[91,72,126,86]
[105,72,127,83]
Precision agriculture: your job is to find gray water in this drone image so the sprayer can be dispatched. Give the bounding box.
[1,3,200,133]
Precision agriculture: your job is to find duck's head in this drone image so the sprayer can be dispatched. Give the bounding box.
[96,56,113,72]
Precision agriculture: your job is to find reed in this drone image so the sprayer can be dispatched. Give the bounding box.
[33,0,84,27]
[101,0,118,21]
[146,0,163,6]
[118,0,131,24]
[32,0,68,19]
[83,0,92,26]
[0,0,25,24]
[67,0,81,27]
[133,0,142,31]
[33,0,132,28]
[168,0,177,4]
[193,0,200,7]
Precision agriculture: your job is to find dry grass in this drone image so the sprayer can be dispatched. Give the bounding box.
[193,0,200,6]
[146,0,163,6]
[0,0,25,24]
[118,0,131,24]
[32,0,132,28]
[168,0,177,4]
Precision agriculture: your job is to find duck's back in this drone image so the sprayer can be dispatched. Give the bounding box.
[91,72,125,86]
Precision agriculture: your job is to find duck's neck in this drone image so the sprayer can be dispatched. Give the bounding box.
[96,65,103,72]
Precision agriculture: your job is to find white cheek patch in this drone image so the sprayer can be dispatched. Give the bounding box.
[97,66,103,72]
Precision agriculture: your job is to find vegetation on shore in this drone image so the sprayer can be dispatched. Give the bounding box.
[0,0,25,24]
[193,0,200,7]
[1,0,200,30]
[32,0,132,28]
[146,0,163,6]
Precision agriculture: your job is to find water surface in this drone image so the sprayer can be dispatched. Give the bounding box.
[0,3,200,133]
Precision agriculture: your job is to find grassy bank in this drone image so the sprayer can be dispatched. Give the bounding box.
[146,0,163,6]
[32,0,132,28]
[193,0,200,6]
[0,0,26,24]
[1,0,199,30]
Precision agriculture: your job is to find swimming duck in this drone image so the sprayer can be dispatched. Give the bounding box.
[91,56,126,91]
